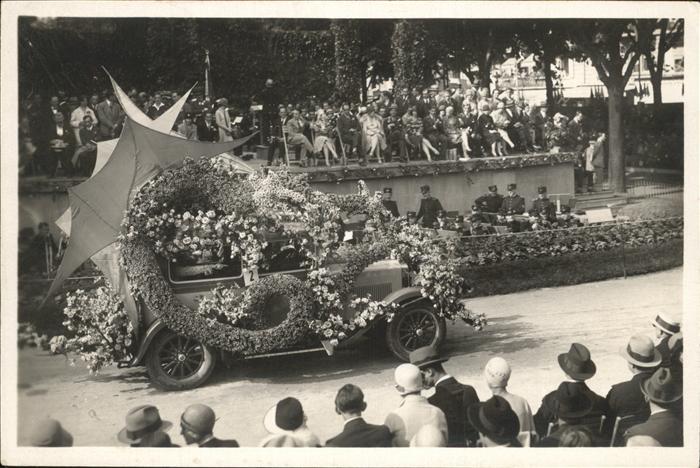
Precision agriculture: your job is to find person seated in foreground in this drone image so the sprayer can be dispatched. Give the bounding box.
[650,313,681,368]
[260,397,320,447]
[117,405,173,447]
[28,417,74,447]
[409,424,447,447]
[557,426,594,447]
[536,382,604,447]
[325,384,392,447]
[467,396,522,447]
[180,404,239,447]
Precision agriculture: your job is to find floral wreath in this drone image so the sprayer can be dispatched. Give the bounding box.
[119,157,486,356]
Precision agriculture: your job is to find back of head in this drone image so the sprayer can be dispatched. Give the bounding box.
[484,357,511,388]
[558,426,593,447]
[410,425,446,447]
[181,404,216,435]
[29,418,73,447]
[335,384,366,414]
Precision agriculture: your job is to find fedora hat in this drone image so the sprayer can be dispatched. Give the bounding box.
[263,397,304,433]
[29,418,73,447]
[619,335,661,368]
[117,405,172,444]
[555,382,594,420]
[409,346,448,369]
[467,396,519,443]
[640,367,682,404]
[651,313,680,335]
[558,343,596,381]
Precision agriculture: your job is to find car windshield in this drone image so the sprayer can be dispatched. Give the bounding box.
[169,253,242,282]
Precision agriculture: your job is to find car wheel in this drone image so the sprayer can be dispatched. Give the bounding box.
[385,302,447,361]
[145,330,217,391]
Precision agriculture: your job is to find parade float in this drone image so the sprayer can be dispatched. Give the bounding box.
[46,75,485,390]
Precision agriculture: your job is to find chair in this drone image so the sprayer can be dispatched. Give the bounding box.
[546,415,606,438]
[609,414,649,447]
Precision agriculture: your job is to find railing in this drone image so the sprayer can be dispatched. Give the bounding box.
[625,168,683,200]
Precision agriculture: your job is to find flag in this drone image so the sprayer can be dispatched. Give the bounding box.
[205,49,211,100]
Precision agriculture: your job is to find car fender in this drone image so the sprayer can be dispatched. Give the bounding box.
[129,319,168,366]
[382,286,429,309]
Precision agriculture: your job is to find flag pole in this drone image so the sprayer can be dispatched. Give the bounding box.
[204,49,211,100]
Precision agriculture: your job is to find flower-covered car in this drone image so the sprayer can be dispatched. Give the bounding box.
[65,157,485,391]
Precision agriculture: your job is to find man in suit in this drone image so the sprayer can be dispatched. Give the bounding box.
[474,185,504,224]
[95,93,123,140]
[415,185,444,228]
[384,364,448,447]
[147,93,167,119]
[259,78,280,142]
[266,107,292,166]
[498,183,526,232]
[286,109,316,167]
[180,404,239,447]
[416,89,435,118]
[337,103,360,160]
[536,382,605,447]
[467,396,522,447]
[177,113,198,141]
[533,343,609,439]
[384,105,407,162]
[606,334,661,430]
[624,367,683,447]
[325,384,392,447]
[651,313,681,368]
[197,111,219,142]
[410,346,480,447]
[381,187,400,218]
[530,104,549,150]
[529,186,557,222]
[42,112,75,176]
[395,87,411,116]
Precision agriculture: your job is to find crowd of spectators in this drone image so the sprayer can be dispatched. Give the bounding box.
[18,81,603,177]
[28,313,683,448]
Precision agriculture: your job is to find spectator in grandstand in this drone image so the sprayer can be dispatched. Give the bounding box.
[180,404,239,447]
[73,115,98,175]
[651,313,681,368]
[197,111,219,143]
[147,93,167,119]
[70,96,98,144]
[325,384,392,447]
[96,93,123,139]
[177,113,198,141]
[359,105,386,164]
[43,112,75,176]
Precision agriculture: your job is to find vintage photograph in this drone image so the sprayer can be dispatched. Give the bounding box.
[1,2,697,466]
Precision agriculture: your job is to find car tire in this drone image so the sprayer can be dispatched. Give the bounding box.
[145,330,217,391]
[385,301,447,361]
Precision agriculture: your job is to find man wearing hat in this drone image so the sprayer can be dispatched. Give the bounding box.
[624,367,683,446]
[467,396,522,447]
[529,186,557,222]
[177,113,199,141]
[29,417,73,447]
[536,382,603,447]
[118,404,173,447]
[326,384,392,447]
[605,335,661,429]
[409,346,480,447]
[651,313,681,368]
[498,183,526,232]
[384,105,407,162]
[533,343,609,438]
[381,187,400,218]
[180,404,239,447]
[261,397,320,447]
[415,185,444,229]
[474,185,504,224]
[384,363,448,447]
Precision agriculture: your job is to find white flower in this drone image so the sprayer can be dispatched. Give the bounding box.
[206,210,216,218]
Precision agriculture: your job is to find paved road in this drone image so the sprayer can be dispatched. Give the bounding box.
[16,268,682,447]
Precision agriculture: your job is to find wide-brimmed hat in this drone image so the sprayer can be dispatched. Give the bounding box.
[29,418,73,447]
[467,396,519,443]
[558,343,597,381]
[619,335,662,368]
[651,313,680,335]
[117,405,172,444]
[640,367,682,404]
[555,382,594,420]
[409,346,448,369]
[263,397,305,433]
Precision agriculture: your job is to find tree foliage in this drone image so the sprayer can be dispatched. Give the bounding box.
[636,18,684,108]
[391,20,431,90]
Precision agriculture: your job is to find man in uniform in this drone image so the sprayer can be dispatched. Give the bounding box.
[529,186,557,222]
[384,104,407,162]
[474,185,504,224]
[415,185,444,229]
[498,183,526,232]
[381,187,400,218]
[467,205,492,236]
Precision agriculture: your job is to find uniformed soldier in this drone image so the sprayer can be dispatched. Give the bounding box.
[381,187,400,218]
[529,186,557,222]
[415,185,444,228]
[384,105,407,162]
[468,205,491,236]
[474,185,504,224]
[498,183,526,232]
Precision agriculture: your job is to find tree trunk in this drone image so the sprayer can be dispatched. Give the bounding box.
[542,51,555,115]
[607,82,626,193]
[651,73,663,108]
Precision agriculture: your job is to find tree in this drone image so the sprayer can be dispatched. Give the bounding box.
[391,20,431,90]
[568,19,646,193]
[331,20,363,103]
[636,18,684,109]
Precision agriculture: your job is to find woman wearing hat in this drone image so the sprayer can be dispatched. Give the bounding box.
[476,102,503,157]
[260,397,320,447]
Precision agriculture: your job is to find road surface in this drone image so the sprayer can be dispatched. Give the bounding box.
[16,268,682,447]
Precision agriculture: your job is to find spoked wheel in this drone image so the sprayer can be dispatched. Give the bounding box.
[385,302,446,361]
[145,330,217,391]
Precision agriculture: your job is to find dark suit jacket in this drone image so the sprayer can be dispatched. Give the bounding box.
[428,376,480,447]
[656,335,672,368]
[382,200,400,218]
[534,382,609,438]
[606,372,652,422]
[199,437,240,447]
[475,193,504,213]
[624,410,683,447]
[416,197,444,228]
[198,121,219,142]
[325,418,392,447]
[499,195,526,215]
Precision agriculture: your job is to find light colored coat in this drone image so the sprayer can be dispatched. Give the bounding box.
[384,394,448,447]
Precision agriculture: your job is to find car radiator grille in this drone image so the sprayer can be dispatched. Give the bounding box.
[352,283,392,301]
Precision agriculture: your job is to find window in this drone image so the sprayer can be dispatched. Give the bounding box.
[259,241,309,274]
[169,252,242,283]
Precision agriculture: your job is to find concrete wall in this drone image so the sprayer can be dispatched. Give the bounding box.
[311,162,575,216]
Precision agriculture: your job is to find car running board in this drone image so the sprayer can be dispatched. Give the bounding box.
[241,346,329,360]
